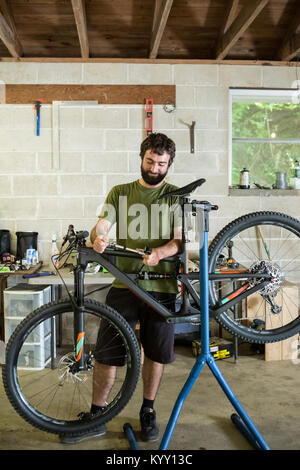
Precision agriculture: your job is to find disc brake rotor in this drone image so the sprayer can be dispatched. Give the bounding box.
[57,352,92,385]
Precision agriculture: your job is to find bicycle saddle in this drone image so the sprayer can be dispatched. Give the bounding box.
[159,178,206,199]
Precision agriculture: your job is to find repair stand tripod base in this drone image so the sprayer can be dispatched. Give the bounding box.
[123,351,270,451]
[123,207,270,451]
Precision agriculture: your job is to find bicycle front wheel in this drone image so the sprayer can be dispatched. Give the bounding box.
[208,211,300,343]
[2,298,140,436]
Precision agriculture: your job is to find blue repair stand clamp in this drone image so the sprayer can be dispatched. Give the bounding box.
[123,203,270,451]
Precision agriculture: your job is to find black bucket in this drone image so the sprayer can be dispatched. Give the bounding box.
[16,232,38,259]
[0,230,10,257]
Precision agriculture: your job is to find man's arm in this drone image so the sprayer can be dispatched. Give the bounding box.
[142,226,182,266]
[91,218,112,253]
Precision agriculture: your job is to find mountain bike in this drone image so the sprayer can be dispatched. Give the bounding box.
[2,178,300,441]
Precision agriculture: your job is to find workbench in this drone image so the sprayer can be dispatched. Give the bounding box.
[27,266,114,288]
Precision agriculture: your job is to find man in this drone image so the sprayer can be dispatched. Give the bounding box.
[62,133,181,444]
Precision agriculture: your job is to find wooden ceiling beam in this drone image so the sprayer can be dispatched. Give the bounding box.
[278,8,300,61]
[279,32,300,61]
[221,0,240,35]
[149,0,174,59]
[216,0,269,60]
[0,0,22,58]
[71,0,89,58]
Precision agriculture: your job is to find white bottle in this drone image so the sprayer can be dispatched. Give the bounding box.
[51,234,60,268]
[26,245,34,265]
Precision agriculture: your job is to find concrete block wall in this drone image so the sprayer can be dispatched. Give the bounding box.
[0,62,299,263]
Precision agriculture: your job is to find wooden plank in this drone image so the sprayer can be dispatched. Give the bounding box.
[5,84,175,105]
[71,0,89,58]
[216,0,269,60]
[149,0,174,59]
[0,7,22,57]
[0,57,300,66]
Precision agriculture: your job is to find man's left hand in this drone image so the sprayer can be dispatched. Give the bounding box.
[138,248,160,266]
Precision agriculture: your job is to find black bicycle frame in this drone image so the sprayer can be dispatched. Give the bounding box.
[71,200,272,369]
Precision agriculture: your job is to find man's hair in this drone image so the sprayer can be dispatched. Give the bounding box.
[139,133,176,167]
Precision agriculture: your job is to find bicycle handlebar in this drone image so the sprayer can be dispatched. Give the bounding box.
[62,225,89,247]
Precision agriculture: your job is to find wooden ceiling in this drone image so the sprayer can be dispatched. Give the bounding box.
[0,0,299,63]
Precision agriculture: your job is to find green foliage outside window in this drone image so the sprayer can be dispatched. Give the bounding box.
[232,102,300,186]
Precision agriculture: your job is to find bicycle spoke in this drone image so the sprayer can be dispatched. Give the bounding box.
[7,304,139,429]
[209,213,300,343]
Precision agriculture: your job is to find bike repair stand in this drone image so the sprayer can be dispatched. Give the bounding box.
[124,202,270,451]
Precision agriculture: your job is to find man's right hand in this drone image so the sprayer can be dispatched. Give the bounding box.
[93,235,110,253]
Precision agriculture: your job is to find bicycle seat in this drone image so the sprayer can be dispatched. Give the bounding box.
[159,178,206,199]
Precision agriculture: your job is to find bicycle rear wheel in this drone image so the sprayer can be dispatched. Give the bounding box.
[2,298,140,436]
[208,211,300,343]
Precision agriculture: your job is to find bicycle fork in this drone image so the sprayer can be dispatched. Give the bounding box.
[73,265,86,371]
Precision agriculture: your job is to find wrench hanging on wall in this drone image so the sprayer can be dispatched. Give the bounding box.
[179,119,196,153]
[190,121,195,153]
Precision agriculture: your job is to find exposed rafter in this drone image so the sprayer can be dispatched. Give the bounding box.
[0,0,22,58]
[221,0,240,35]
[71,0,89,58]
[279,32,300,61]
[278,8,300,61]
[216,0,269,60]
[149,0,174,59]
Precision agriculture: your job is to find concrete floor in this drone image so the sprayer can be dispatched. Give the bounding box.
[1,343,300,451]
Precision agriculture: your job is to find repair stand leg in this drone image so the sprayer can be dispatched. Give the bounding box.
[206,356,269,450]
[159,354,206,450]
[123,204,270,450]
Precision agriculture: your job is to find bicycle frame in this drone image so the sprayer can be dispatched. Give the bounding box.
[70,199,272,370]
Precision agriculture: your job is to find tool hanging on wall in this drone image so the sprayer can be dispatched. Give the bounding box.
[190,121,195,153]
[145,99,153,136]
[34,99,43,136]
[179,119,196,153]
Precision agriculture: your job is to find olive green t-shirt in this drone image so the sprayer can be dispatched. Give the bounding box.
[99,179,181,293]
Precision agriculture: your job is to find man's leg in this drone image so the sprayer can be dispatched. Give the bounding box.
[92,288,139,412]
[142,356,164,400]
[139,293,176,441]
[92,362,117,407]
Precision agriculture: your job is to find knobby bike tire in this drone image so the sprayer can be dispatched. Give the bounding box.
[2,298,141,436]
[208,211,300,343]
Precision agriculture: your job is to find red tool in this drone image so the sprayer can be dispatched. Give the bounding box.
[145,99,153,136]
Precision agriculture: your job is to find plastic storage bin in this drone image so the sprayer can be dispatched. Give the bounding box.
[4,283,54,370]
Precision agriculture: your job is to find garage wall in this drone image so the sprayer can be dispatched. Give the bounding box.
[0,62,299,263]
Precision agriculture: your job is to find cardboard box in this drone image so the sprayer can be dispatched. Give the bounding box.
[246,282,299,361]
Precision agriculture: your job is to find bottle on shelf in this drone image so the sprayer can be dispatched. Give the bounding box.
[51,234,60,268]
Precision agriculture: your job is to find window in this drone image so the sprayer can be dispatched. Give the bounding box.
[229,89,300,187]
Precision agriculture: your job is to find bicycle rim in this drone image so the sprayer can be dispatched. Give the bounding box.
[3,299,140,435]
[208,211,300,343]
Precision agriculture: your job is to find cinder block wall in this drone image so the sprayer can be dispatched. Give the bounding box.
[0,62,299,263]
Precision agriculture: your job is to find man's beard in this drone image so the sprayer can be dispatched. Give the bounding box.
[141,165,168,186]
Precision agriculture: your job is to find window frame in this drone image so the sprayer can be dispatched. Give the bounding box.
[228,88,300,187]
